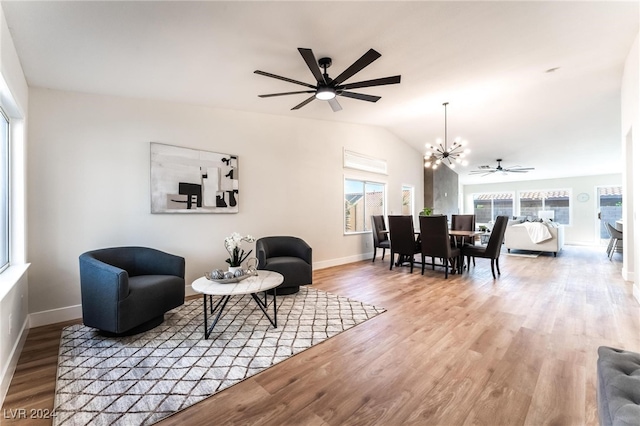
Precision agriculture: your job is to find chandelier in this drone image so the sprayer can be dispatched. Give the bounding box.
[424,102,470,170]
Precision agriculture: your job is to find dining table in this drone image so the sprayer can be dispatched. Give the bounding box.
[448,230,484,247]
[382,229,484,268]
[382,229,483,242]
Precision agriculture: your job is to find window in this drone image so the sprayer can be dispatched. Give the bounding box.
[598,186,622,238]
[401,185,414,216]
[518,189,571,224]
[344,178,385,233]
[0,108,8,272]
[473,193,514,223]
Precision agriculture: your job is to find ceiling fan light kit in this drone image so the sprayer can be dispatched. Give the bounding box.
[255,47,401,111]
[424,102,470,170]
[315,86,336,100]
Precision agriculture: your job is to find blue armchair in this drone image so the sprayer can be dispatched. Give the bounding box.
[79,246,185,336]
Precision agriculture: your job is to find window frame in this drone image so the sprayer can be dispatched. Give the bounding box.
[0,107,9,273]
[517,188,572,225]
[343,176,387,235]
[471,192,515,224]
[401,184,415,219]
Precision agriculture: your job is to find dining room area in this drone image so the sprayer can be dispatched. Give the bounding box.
[371,214,509,280]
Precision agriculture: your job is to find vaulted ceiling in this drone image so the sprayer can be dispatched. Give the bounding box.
[3,1,638,184]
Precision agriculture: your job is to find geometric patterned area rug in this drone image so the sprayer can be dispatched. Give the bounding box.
[53,287,385,425]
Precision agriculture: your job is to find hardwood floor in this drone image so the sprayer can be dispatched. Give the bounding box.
[3,246,639,425]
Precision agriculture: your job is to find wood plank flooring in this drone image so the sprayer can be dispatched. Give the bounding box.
[2,246,639,425]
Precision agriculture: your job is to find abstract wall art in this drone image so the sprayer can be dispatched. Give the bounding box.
[150,143,239,213]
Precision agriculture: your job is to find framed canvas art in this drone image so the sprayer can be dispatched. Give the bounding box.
[150,143,239,213]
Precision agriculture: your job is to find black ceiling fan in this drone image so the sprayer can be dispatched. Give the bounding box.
[469,159,535,176]
[254,48,401,112]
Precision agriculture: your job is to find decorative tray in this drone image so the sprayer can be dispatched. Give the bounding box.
[204,271,256,284]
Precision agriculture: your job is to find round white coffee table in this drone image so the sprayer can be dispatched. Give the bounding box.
[191,270,284,339]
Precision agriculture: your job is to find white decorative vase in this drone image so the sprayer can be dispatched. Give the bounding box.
[228,266,242,274]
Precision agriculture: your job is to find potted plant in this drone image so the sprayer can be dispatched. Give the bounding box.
[224,232,255,272]
[419,207,433,216]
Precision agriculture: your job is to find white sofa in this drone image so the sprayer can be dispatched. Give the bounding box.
[504,221,564,257]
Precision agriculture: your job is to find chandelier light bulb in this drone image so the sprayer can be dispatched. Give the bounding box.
[464,148,471,154]
[424,161,431,168]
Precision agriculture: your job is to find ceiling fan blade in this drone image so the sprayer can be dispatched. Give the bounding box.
[337,75,401,90]
[469,169,497,175]
[254,70,316,89]
[291,95,316,110]
[259,90,315,98]
[505,170,530,173]
[339,91,381,103]
[331,48,381,86]
[328,98,342,112]
[508,167,535,171]
[298,48,326,84]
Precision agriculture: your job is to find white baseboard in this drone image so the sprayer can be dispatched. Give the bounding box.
[313,252,373,270]
[185,285,198,297]
[633,284,640,305]
[28,253,377,327]
[0,316,29,408]
[29,304,82,328]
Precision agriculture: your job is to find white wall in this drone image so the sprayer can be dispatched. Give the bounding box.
[27,88,424,322]
[0,3,29,408]
[462,174,622,245]
[621,31,639,302]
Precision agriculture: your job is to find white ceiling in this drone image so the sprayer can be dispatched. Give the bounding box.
[2,1,638,184]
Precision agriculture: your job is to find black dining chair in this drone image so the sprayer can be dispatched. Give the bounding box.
[371,215,391,262]
[451,214,476,266]
[461,215,509,279]
[451,214,476,245]
[419,215,461,278]
[388,215,421,273]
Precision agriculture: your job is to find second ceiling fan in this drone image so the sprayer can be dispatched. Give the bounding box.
[254,48,401,112]
[470,159,535,176]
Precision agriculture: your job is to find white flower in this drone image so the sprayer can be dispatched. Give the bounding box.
[224,232,256,267]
